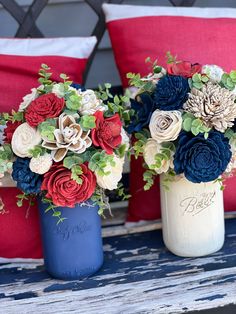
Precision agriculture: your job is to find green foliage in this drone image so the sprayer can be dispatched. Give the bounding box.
[225,128,236,140]
[88,151,115,176]
[166,51,177,64]
[160,170,176,191]
[0,144,13,161]
[38,64,53,86]
[116,182,131,201]
[12,110,24,122]
[182,112,211,138]
[91,187,111,216]
[115,144,127,159]
[95,84,130,124]
[28,145,46,158]
[0,110,24,125]
[80,115,96,131]
[145,56,164,74]
[65,93,82,111]
[143,169,156,190]
[16,193,34,207]
[41,197,67,224]
[63,155,83,169]
[38,118,57,141]
[214,177,225,191]
[71,165,83,184]
[0,144,13,176]
[133,130,149,158]
[189,73,209,89]
[220,71,236,90]
[126,72,155,93]
[60,73,70,81]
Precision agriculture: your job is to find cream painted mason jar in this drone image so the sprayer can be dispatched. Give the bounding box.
[160,174,225,257]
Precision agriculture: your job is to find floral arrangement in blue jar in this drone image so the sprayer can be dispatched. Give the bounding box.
[127,53,236,189]
[0,64,130,280]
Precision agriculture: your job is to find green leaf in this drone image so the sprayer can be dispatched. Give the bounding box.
[230,70,236,81]
[28,146,45,158]
[183,117,192,132]
[80,115,96,131]
[193,82,203,89]
[63,155,83,169]
[60,73,70,81]
[71,165,83,184]
[201,75,209,83]
[192,73,201,83]
[12,111,24,122]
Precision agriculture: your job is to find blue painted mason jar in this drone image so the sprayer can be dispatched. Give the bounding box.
[38,198,103,280]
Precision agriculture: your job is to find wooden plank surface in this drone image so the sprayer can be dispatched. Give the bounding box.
[1,219,236,313]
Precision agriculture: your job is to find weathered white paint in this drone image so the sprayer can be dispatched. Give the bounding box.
[160,175,225,257]
[1,266,236,313]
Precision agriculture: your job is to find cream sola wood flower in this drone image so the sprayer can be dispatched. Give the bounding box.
[19,87,40,111]
[78,89,107,115]
[11,122,41,157]
[42,113,92,162]
[202,65,224,83]
[149,109,182,143]
[95,155,125,190]
[184,81,236,132]
[143,139,174,174]
[29,153,53,175]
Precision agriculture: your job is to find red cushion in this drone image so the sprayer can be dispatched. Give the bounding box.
[0,37,96,260]
[103,4,236,221]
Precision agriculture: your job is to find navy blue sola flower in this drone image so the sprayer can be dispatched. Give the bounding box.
[174,131,232,183]
[154,75,190,110]
[12,158,42,194]
[127,92,156,133]
[70,83,86,91]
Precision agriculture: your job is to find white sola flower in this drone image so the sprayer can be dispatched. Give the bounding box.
[202,65,224,83]
[95,155,125,190]
[149,109,182,143]
[144,139,174,174]
[78,89,107,115]
[19,87,39,111]
[51,83,77,98]
[11,122,41,158]
[29,153,53,175]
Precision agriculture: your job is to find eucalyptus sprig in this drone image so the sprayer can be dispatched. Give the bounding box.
[133,129,149,158]
[182,112,211,138]
[41,197,67,225]
[38,118,57,141]
[143,169,156,191]
[126,72,155,93]
[91,187,111,216]
[96,83,130,122]
[188,73,209,90]
[38,64,53,86]
[220,71,236,90]
[88,151,115,176]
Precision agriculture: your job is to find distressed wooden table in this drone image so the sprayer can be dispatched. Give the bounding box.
[1,218,236,314]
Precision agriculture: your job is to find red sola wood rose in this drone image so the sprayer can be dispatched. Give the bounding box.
[25,93,65,127]
[4,121,21,143]
[41,163,96,207]
[167,61,201,78]
[91,111,122,154]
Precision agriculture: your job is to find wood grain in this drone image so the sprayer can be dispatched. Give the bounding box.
[1,219,236,313]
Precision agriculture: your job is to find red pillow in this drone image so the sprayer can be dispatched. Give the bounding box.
[103,4,236,221]
[0,36,96,260]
